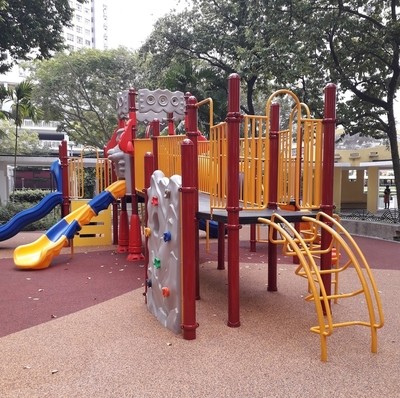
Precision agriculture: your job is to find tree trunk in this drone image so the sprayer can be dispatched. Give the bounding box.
[387,112,400,212]
[246,75,257,115]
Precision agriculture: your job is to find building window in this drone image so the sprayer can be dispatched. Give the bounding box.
[348,169,357,182]
[76,15,82,22]
[76,26,82,33]
[85,40,91,46]
[77,37,83,44]
[67,33,74,42]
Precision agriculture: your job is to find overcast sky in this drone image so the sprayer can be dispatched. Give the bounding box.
[107,0,185,50]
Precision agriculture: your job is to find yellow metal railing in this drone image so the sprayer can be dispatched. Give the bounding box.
[196,97,214,130]
[206,89,325,212]
[240,115,269,209]
[133,138,152,192]
[130,89,324,213]
[258,212,384,361]
[298,119,323,209]
[157,135,185,178]
[96,158,113,193]
[198,140,211,193]
[209,122,228,211]
[68,157,84,199]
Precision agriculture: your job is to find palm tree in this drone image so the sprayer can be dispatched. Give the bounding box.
[2,81,41,199]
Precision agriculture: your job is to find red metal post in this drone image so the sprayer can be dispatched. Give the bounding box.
[151,119,160,170]
[117,197,129,253]
[181,138,198,340]
[167,112,175,135]
[144,152,155,302]
[267,103,280,292]
[320,83,337,305]
[217,222,225,270]
[250,224,256,252]
[226,73,242,327]
[184,92,191,130]
[127,88,144,261]
[59,140,70,218]
[186,95,201,299]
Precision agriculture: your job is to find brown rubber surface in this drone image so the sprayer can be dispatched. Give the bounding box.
[0,230,398,338]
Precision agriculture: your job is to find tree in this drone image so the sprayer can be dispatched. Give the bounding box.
[140,1,327,116]
[140,1,286,116]
[0,120,43,156]
[1,80,41,197]
[0,83,8,131]
[283,0,400,210]
[142,0,400,210]
[0,0,84,73]
[30,48,143,148]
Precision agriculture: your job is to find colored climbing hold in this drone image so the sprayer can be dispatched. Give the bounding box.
[153,257,161,269]
[163,231,172,242]
[151,196,159,206]
[144,227,152,237]
[164,189,171,198]
[162,287,170,297]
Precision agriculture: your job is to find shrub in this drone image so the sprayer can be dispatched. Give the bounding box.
[0,191,61,231]
[11,189,52,204]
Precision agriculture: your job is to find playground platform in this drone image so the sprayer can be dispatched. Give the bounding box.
[0,230,399,397]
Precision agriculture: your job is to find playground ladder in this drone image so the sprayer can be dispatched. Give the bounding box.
[258,212,384,361]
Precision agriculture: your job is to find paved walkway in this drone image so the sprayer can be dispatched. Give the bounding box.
[0,230,399,397]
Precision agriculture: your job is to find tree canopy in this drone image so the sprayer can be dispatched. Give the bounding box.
[0,0,84,73]
[0,120,43,156]
[140,0,400,208]
[30,48,144,148]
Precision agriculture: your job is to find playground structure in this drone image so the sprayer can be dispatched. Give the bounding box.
[9,75,384,361]
[102,75,383,361]
[11,141,122,268]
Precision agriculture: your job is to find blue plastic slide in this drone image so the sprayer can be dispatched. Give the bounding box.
[0,161,63,242]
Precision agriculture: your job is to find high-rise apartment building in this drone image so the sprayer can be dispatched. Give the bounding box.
[64,0,109,52]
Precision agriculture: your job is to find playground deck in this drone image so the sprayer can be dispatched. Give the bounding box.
[197,193,317,224]
[0,230,399,397]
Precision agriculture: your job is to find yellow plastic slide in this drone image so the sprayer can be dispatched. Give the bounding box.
[14,180,126,270]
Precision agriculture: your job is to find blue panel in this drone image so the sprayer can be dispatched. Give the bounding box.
[64,220,81,240]
[88,191,114,214]
[46,219,69,242]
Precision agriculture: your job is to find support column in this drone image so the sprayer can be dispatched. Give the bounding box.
[59,140,70,218]
[144,152,155,303]
[226,73,242,328]
[127,88,144,261]
[267,103,280,292]
[367,166,379,213]
[186,95,201,299]
[181,139,198,340]
[320,83,337,310]
[333,166,342,213]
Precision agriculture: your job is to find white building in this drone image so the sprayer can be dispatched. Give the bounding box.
[64,0,108,52]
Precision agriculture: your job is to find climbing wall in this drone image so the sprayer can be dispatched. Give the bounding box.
[146,170,182,334]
